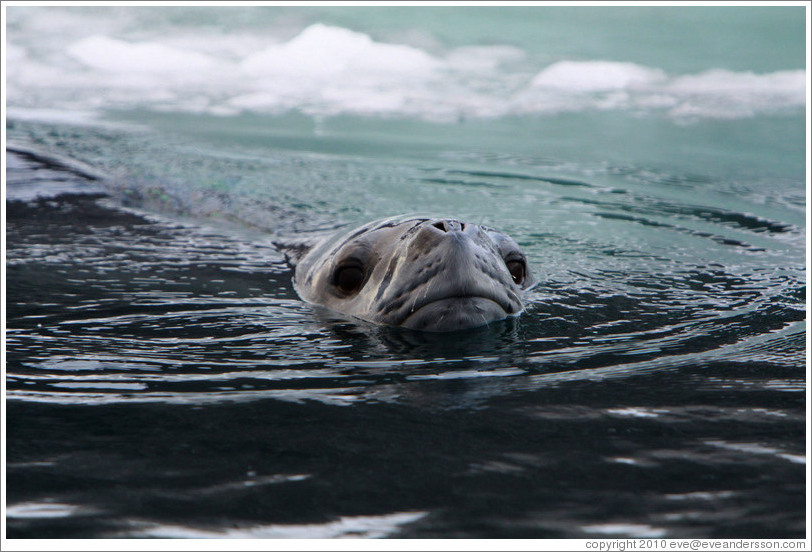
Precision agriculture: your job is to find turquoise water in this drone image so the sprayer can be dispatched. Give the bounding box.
[4,6,808,539]
[5,6,806,233]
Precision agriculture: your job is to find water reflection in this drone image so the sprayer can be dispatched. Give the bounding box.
[5,149,806,538]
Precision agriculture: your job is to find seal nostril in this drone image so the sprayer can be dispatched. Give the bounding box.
[432,220,464,233]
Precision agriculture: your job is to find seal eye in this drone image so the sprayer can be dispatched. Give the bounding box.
[506,260,525,286]
[334,265,365,295]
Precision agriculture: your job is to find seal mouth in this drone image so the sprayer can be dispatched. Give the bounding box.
[399,294,516,332]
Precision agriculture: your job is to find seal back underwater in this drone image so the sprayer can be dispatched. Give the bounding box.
[278,215,534,332]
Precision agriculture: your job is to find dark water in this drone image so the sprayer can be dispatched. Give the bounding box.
[5,149,806,539]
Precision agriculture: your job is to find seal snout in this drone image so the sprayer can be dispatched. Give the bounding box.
[393,219,523,331]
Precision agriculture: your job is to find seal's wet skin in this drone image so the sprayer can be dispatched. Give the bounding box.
[281,216,534,332]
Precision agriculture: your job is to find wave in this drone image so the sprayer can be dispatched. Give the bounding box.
[6,23,806,121]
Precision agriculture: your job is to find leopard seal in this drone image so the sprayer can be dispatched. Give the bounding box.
[276,215,534,332]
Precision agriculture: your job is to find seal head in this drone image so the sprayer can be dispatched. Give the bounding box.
[286,215,534,332]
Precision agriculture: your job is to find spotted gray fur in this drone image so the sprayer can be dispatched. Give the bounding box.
[281,215,534,332]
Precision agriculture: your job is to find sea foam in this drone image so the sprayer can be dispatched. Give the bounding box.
[530,61,667,91]
[240,24,440,80]
[6,22,807,122]
[67,35,220,75]
[519,60,805,119]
